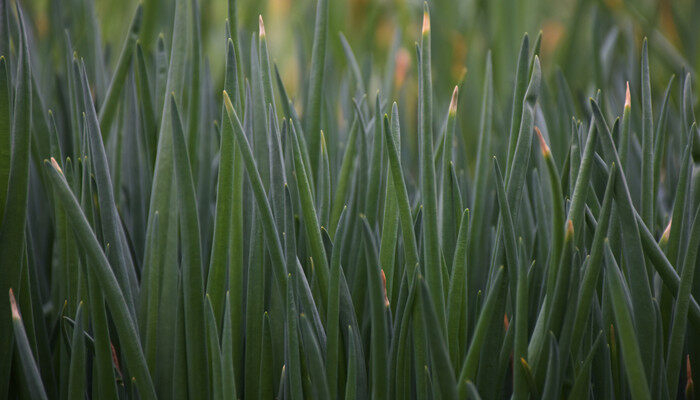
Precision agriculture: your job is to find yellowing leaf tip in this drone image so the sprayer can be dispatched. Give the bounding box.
[50,157,63,174]
[222,90,234,111]
[565,219,574,239]
[449,86,458,115]
[380,269,390,307]
[534,126,550,157]
[661,219,672,243]
[258,15,266,37]
[9,288,20,320]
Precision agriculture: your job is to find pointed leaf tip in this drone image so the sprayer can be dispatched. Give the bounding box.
[223,90,234,111]
[565,220,574,239]
[422,7,430,34]
[8,288,19,320]
[50,157,63,174]
[534,126,550,157]
[380,269,390,307]
[258,15,266,37]
[661,219,672,243]
[625,81,631,108]
[449,86,459,115]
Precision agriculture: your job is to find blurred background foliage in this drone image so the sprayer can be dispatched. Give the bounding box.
[20,0,700,171]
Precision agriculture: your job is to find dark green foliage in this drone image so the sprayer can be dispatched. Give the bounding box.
[3,0,700,398]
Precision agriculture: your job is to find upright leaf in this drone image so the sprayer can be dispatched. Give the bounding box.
[457,266,505,396]
[506,34,530,171]
[419,276,457,400]
[640,38,654,225]
[223,91,287,293]
[591,99,656,375]
[170,95,209,399]
[145,1,189,393]
[604,241,652,400]
[207,40,239,324]
[0,16,30,396]
[79,61,136,318]
[467,52,493,291]
[67,303,85,400]
[419,4,446,329]
[98,4,143,136]
[305,0,329,173]
[9,289,48,400]
[667,206,700,396]
[0,56,10,218]
[383,109,419,275]
[446,209,469,368]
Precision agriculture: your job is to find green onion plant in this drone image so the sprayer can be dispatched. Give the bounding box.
[2,0,700,398]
